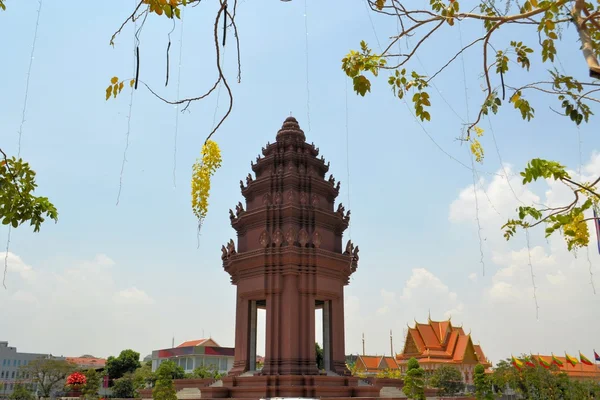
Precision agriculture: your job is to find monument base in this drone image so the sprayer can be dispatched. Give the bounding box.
[201,375,381,399]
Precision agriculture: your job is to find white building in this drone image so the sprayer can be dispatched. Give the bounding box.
[151,339,234,374]
[0,341,64,397]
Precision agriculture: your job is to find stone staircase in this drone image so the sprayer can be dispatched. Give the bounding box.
[175,387,202,399]
[379,386,406,398]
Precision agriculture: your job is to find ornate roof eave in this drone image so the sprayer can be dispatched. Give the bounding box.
[240,173,339,200]
[230,206,349,232]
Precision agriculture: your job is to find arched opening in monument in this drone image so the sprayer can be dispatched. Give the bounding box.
[248,300,266,372]
[315,306,323,370]
[316,299,332,372]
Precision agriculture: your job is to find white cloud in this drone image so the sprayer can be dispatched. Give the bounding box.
[2,252,36,281]
[114,287,155,305]
[445,153,600,364]
[0,252,156,358]
[378,268,465,322]
[468,272,477,282]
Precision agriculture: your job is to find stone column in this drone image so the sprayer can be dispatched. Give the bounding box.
[249,300,257,371]
[322,300,331,371]
[330,295,348,374]
[229,291,250,375]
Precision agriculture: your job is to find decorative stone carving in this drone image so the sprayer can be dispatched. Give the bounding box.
[236,202,245,217]
[344,210,351,223]
[311,194,320,207]
[287,162,295,173]
[221,245,228,260]
[262,193,272,206]
[286,189,296,204]
[299,192,308,205]
[246,173,253,185]
[312,231,322,248]
[328,174,335,184]
[229,209,235,220]
[336,203,345,217]
[274,192,282,205]
[344,239,354,255]
[335,181,341,192]
[353,245,360,262]
[259,231,270,248]
[285,228,296,245]
[273,230,283,247]
[298,229,309,247]
[239,180,245,190]
[277,165,284,175]
[227,239,237,256]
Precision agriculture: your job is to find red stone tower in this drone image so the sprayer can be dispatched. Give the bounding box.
[203,117,378,398]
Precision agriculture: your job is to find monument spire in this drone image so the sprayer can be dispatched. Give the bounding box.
[202,116,377,399]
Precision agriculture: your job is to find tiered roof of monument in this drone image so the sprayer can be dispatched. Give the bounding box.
[397,317,491,367]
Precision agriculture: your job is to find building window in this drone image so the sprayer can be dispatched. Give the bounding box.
[1,371,4,378]
[186,358,193,370]
[11,371,15,378]
[220,358,227,371]
[13,360,16,366]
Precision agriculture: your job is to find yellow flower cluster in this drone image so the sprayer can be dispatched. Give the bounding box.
[191,140,222,220]
[563,211,590,250]
[143,0,184,18]
[470,138,484,163]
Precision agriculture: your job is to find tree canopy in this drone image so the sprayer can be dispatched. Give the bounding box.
[22,358,76,399]
[430,364,464,396]
[402,357,425,400]
[106,349,142,381]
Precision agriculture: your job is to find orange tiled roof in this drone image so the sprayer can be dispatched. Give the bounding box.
[66,357,106,367]
[397,317,491,368]
[532,355,600,380]
[177,338,220,348]
[356,355,399,372]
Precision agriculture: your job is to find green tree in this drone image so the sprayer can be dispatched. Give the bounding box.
[133,361,156,390]
[430,365,464,396]
[343,0,600,252]
[315,343,324,370]
[154,360,184,380]
[152,362,177,400]
[82,369,101,399]
[402,358,425,400]
[9,384,34,400]
[189,364,221,380]
[473,364,493,400]
[106,350,142,382]
[112,373,137,398]
[22,358,76,399]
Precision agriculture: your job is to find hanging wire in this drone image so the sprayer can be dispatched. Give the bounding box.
[304,0,311,132]
[525,229,540,320]
[457,22,485,276]
[576,125,597,295]
[173,7,186,188]
[17,0,43,158]
[116,6,144,206]
[344,78,352,240]
[3,229,11,289]
[197,44,228,249]
[5,0,44,289]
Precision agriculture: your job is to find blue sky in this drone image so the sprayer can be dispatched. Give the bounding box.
[1,0,599,364]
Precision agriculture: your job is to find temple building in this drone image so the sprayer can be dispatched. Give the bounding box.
[396,317,491,384]
[354,355,399,375]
